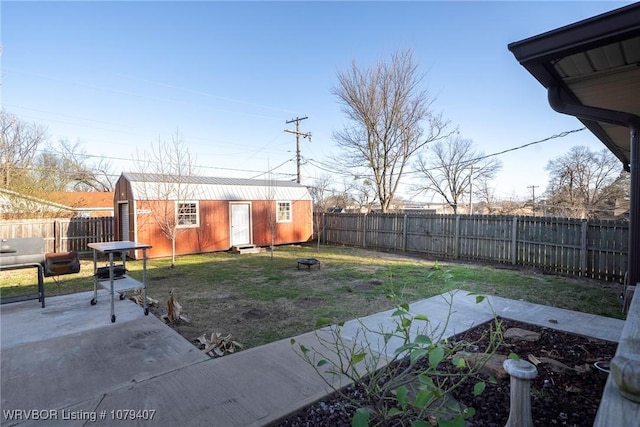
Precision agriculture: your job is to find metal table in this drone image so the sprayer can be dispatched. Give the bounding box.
[88,241,151,323]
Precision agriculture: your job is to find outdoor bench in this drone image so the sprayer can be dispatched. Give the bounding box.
[0,237,80,308]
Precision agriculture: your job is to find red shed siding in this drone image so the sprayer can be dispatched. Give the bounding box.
[134,200,170,258]
[252,200,313,246]
[114,172,312,259]
[129,198,312,259]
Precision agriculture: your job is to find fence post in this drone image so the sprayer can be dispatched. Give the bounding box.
[362,213,367,248]
[402,214,408,253]
[54,219,60,253]
[454,215,460,259]
[580,219,588,276]
[511,216,518,265]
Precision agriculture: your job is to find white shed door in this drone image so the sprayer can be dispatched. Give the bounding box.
[119,203,129,241]
[231,203,251,246]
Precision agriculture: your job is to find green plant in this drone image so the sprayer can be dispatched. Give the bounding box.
[530,386,547,400]
[292,288,503,427]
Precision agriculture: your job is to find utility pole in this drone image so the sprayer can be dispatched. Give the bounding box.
[527,185,539,216]
[285,116,311,184]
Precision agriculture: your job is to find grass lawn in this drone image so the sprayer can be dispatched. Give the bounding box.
[0,244,624,350]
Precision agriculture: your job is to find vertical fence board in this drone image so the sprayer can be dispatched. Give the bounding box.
[1,217,114,254]
[3,213,630,282]
[321,213,629,283]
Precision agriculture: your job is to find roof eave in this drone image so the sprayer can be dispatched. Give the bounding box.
[507,3,640,67]
[507,3,640,168]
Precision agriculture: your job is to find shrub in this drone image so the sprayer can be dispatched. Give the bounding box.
[292,289,503,427]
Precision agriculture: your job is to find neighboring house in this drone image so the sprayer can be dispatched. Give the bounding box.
[614,197,630,219]
[114,172,313,259]
[0,188,115,219]
[39,191,115,217]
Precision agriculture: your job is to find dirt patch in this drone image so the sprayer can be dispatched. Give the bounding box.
[138,246,621,361]
[294,297,325,309]
[149,294,310,349]
[213,292,232,299]
[242,307,269,319]
[352,264,385,273]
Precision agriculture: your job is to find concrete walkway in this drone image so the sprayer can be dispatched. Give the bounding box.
[1,289,624,426]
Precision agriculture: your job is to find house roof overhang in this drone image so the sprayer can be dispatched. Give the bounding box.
[509,2,640,291]
[508,5,640,409]
[508,2,640,171]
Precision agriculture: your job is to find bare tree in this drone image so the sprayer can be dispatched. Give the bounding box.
[308,174,335,248]
[327,179,357,212]
[309,177,357,213]
[545,146,625,218]
[57,140,115,191]
[32,139,115,192]
[414,136,502,214]
[0,111,115,217]
[350,178,377,213]
[332,49,454,213]
[309,174,334,213]
[30,151,70,192]
[0,110,48,189]
[265,167,279,259]
[494,198,528,216]
[474,177,499,215]
[134,130,198,267]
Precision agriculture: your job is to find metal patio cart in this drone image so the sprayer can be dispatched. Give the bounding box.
[88,241,151,323]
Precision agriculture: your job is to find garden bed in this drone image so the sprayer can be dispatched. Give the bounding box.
[274,318,617,426]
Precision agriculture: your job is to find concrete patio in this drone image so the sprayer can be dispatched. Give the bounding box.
[0,289,625,426]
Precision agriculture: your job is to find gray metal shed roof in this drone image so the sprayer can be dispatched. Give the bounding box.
[122,172,312,201]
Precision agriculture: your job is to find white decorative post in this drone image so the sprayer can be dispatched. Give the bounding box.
[610,349,640,402]
[503,359,538,427]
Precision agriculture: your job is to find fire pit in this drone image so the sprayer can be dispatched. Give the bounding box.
[296,258,320,270]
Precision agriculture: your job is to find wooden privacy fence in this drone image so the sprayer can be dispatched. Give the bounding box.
[318,213,629,282]
[0,217,114,254]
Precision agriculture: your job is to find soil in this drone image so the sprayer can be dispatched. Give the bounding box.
[144,248,414,349]
[274,318,617,427]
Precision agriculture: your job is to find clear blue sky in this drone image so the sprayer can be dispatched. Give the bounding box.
[2,1,633,201]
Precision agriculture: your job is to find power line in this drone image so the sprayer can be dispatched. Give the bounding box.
[305,127,587,182]
[468,128,586,163]
[16,149,298,180]
[402,127,587,177]
[248,158,295,180]
[9,106,292,158]
[10,164,297,181]
[9,126,588,190]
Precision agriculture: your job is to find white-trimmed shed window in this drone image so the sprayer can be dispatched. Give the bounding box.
[177,201,199,227]
[276,201,292,223]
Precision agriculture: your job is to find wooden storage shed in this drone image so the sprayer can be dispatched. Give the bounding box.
[114,172,313,259]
